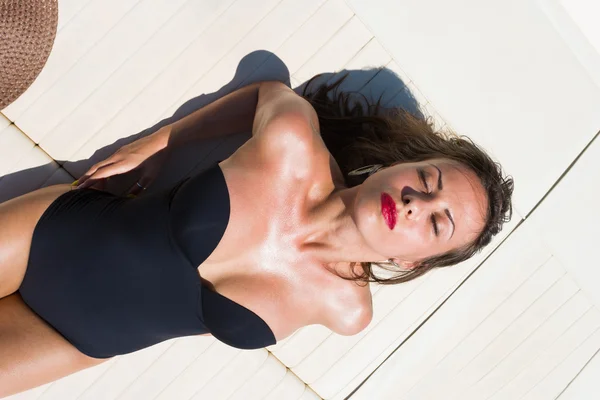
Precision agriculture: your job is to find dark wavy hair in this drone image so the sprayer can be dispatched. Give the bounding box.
[301,73,514,285]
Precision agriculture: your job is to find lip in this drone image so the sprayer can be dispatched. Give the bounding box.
[381,193,397,230]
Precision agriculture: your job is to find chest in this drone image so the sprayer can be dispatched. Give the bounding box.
[196,162,367,338]
[203,158,324,269]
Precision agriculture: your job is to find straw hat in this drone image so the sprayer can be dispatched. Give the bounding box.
[0,0,58,110]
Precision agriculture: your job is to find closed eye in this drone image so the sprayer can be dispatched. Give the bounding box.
[431,214,439,236]
[418,169,430,193]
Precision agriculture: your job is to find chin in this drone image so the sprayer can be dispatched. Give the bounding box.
[354,194,379,226]
[355,210,385,251]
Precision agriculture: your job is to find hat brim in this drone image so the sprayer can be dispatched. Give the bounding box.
[0,0,59,110]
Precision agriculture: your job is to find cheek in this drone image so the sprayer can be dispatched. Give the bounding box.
[367,221,433,261]
[354,194,379,235]
[396,224,431,257]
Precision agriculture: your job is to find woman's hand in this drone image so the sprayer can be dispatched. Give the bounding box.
[75,131,168,195]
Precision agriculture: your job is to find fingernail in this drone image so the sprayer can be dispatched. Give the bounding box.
[71,180,79,186]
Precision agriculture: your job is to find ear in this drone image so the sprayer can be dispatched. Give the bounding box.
[383,258,418,271]
[391,258,417,271]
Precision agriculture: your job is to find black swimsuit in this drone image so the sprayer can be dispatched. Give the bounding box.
[19,163,276,358]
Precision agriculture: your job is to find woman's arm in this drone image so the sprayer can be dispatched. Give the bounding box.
[155,80,317,150]
[151,82,263,151]
[76,81,274,189]
[76,80,321,190]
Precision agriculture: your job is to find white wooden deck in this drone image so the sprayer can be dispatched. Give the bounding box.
[2,0,599,399]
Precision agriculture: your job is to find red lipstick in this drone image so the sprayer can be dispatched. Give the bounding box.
[381,193,397,230]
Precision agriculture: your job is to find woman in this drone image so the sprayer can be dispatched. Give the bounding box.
[0,75,513,396]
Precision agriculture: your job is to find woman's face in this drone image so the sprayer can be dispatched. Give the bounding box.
[353,158,488,264]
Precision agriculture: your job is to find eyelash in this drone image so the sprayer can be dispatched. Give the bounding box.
[431,215,439,236]
[418,169,431,193]
[418,169,439,236]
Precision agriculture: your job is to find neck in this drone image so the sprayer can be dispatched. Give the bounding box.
[299,185,384,268]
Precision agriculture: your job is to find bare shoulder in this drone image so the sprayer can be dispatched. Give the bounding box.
[271,274,373,339]
[258,107,330,172]
[320,273,374,336]
[242,82,329,167]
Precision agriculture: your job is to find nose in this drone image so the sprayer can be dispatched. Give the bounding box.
[402,195,429,221]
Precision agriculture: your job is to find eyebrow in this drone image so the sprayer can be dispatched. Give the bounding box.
[431,164,455,238]
[433,164,443,190]
[445,209,455,238]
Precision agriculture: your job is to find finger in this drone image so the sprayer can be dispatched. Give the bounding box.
[77,175,107,190]
[127,176,153,196]
[88,179,107,191]
[127,180,148,196]
[76,178,99,190]
[77,159,116,187]
[77,163,130,189]
[78,175,111,190]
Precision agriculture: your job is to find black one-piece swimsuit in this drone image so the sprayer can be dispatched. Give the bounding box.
[19,163,276,358]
